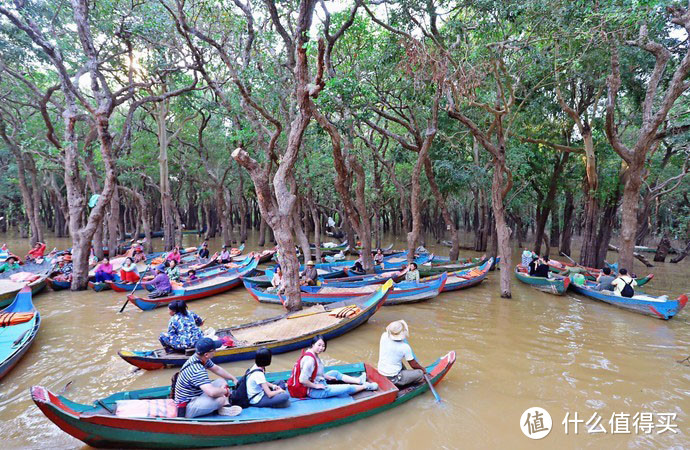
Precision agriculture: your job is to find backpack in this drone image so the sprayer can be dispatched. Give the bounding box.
[287,351,318,398]
[230,368,263,408]
[620,279,634,298]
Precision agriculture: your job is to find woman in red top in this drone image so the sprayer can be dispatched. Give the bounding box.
[25,242,46,261]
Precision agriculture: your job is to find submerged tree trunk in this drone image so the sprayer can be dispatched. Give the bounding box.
[560,190,574,256]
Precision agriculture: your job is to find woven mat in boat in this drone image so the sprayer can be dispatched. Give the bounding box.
[183,275,233,290]
[0,279,26,296]
[316,285,377,294]
[386,257,405,264]
[231,305,343,344]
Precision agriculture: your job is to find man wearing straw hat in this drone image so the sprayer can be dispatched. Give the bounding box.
[377,320,426,387]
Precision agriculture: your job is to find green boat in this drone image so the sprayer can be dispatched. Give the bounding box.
[31,352,456,448]
[514,266,570,295]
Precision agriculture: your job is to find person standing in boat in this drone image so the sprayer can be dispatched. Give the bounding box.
[145,265,173,298]
[300,260,318,286]
[594,267,616,291]
[93,257,115,283]
[159,300,204,353]
[611,268,637,298]
[289,335,377,400]
[119,257,140,284]
[377,320,426,387]
[174,337,241,418]
[245,348,290,408]
[0,255,20,273]
[521,250,533,267]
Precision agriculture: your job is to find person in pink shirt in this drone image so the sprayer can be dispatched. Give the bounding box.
[94,257,115,282]
[166,246,182,264]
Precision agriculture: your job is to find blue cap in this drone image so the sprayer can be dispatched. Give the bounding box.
[156,264,166,272]
[195,337,222,354]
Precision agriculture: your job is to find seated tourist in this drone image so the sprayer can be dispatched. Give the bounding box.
[612,268,636,298]
[532,256,550,278]
[166,259,181,282]
[245,348,290,408]
[173,337,240,418]
[288,335,377,400]
[595,267,615,291]
[404,262,420,283]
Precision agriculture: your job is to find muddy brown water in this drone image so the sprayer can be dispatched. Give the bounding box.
[0,232,688,449]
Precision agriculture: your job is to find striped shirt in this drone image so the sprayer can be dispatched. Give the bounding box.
[174,354,215,405]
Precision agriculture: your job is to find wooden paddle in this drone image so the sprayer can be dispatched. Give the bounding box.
[559,252,577,266]
[405,338,441,403]
[118,264,150,313]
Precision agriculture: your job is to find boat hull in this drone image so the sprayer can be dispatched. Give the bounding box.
[31,352,455,448]
[514,267,570,295]
[569,282,688,320]
[245,273,447,306]
[118,282,392,370]
[0,277,47,309]
[128,260,258,311]
[0,288,41,380]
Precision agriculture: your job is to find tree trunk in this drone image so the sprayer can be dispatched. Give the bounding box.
[308,199,322,262]
[293,200,312,263]
[618,165,644,271]
[560,190,574,256]
[654,234,671,262]
[156,100,176,251]
[258,218,267,247]
[107,184,120,256]
[424,156,460,260]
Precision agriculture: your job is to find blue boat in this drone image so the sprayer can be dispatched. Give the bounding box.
[244,272,447,306]
[118,281,392,370]
[0,287,41,380]
[381,252,434,269]
[569,280,688,320]
[127,259,259,311]
[423,258,492,292]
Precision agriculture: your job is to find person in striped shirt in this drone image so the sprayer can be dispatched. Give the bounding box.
[174,338,240,417]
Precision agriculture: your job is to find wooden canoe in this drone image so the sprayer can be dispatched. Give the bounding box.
[46,278,71,291]
[127,259,259,311]
[0,276,47,309]
[31,351,455,448]
[244,273,447,306]
[546,258,654,287]
[0,287,41,380]
[514,266,570,295]
[569,280,688,320]
[423,258,492,292]
[118,281,392,370]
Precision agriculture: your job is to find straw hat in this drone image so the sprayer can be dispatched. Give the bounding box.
[306,260,315,266]
[386,320,409,341]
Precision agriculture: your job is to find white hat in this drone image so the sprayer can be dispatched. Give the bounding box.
[386,320,409,341]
